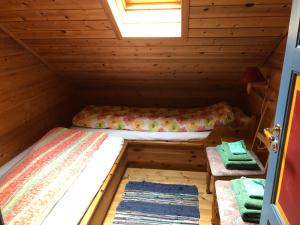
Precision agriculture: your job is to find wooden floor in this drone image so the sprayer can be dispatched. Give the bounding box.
[103,168,213,225]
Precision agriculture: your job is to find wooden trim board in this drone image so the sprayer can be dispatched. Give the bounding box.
[181,0,190,38]
[101,0,122,39]
[0,24,54,73]
[127,141,206,171]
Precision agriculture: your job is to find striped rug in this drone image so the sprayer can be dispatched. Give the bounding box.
[113,181,199,225]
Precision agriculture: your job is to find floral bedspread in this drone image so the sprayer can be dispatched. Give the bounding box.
[0,128,107,225]
[72,102,236,132]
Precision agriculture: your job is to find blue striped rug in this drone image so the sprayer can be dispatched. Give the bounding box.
[113,181,199,225]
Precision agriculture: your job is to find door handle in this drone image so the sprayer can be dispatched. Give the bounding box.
[264,124,281,153]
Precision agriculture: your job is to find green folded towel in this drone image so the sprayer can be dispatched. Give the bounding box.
[239,177,265,210]
[227,140,247,154]
[241,177,265,199]
[216,146,259,170]
[231,179,264,223]
[244,196,264,210]
[220,143,252,161]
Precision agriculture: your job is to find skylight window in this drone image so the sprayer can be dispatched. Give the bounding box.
[107,0,182,37]
[125,0,181,10]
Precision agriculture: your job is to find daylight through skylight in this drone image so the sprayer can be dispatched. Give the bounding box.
[107,0,182,37]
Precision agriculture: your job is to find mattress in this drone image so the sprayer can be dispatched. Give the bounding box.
[0,136,124,225]
[72,127,211,141]
[72,103,235,133]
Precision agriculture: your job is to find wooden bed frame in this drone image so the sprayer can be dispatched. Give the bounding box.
[78,122,256,224]
[79,141,128,225]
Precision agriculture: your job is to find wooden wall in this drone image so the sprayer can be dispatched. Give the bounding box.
[246,35,287,117]
[262,36,287,96]
[0,0,292,107]
[0,29,75,166]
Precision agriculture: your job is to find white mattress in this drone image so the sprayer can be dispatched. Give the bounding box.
[0,136,124,225]
[73,127,211,141]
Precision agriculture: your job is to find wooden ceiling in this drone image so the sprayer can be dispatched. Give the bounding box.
[0,0,292,107]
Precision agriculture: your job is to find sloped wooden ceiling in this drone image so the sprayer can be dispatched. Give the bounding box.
[0,0,291,107]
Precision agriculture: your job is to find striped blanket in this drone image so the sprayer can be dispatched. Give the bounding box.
[0,127,107,225]
[113,181,200,225]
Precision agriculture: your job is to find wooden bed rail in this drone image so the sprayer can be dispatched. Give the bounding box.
[127,140,206,171]
[79,141,128,225]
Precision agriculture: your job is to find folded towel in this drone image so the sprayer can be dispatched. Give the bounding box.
[244,196,264,210]
[242,177,265,199]
[231,179,263,223]
[219,143,252,161]
[227,140,247,154]
[216,146,259,170]
[239,177,264,210]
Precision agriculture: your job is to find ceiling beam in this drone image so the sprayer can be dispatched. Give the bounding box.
[0,24,54,73]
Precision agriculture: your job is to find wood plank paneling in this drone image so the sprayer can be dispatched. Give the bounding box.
[52,62,257,73]
[24,37,280,46]
[0,0,292,107]
[33,45,273,56]
[2,21,113,31]
[12,30,116,39]
[77,86,240,107]
[189,27,285,37]
[262,37,287,94]
[246,37,287,116]
[127,142,206,171]
[63,71,241,81]
[0,0,103,10]
[189,17,290,28]
[0,9,107,22]
[189,4,290,18]
[190,0,291,6]
[0,29,75,166]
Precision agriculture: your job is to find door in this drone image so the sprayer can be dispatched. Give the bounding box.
[260,0,300,224]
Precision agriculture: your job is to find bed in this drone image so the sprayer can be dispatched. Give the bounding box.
[71,102,255,174]
[0,128,125,225]
[0,103,254,225]
[72,102,254,142]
